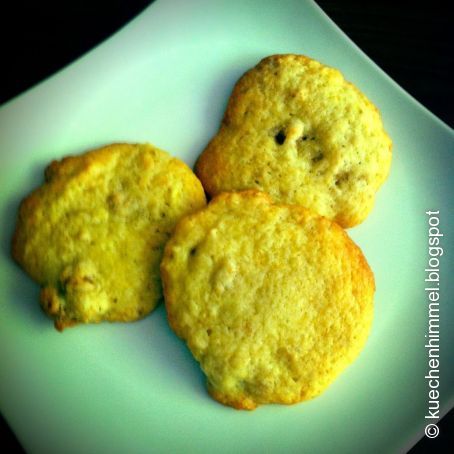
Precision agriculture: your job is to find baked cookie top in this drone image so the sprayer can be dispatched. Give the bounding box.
[196,54,392,228]
[161,190,375,409]
[12,143,206,330]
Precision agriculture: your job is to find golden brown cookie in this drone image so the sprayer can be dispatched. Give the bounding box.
[161,190,375,409]
[12,143,206,330]
[196,54,392,228]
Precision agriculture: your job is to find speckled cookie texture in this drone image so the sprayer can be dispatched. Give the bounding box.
[12,143,206,330]
[195,54,392,228]
[161,190,375,409]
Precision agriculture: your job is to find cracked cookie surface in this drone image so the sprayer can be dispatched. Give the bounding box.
[196,54,392,228]
[12,143,206,330]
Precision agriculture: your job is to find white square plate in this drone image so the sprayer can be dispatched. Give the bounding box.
[1,1,452,452]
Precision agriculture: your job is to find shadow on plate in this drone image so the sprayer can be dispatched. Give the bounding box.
[110,304,210,404]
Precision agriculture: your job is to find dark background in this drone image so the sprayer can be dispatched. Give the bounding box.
[0,1,452,452]
[1,0,453,127]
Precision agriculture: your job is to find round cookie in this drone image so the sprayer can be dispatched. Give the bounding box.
[161,190,375,410]
[12,143,206,330]
[196,54,392,228]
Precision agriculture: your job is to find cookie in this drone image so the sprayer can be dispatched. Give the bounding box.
[161,190,375,409]
[195,54,392,228]
[12,143,206,330]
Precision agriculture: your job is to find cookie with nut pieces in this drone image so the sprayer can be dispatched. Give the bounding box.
[161,190,375,409]
[196,54,392,228]
[12,142,206,330]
